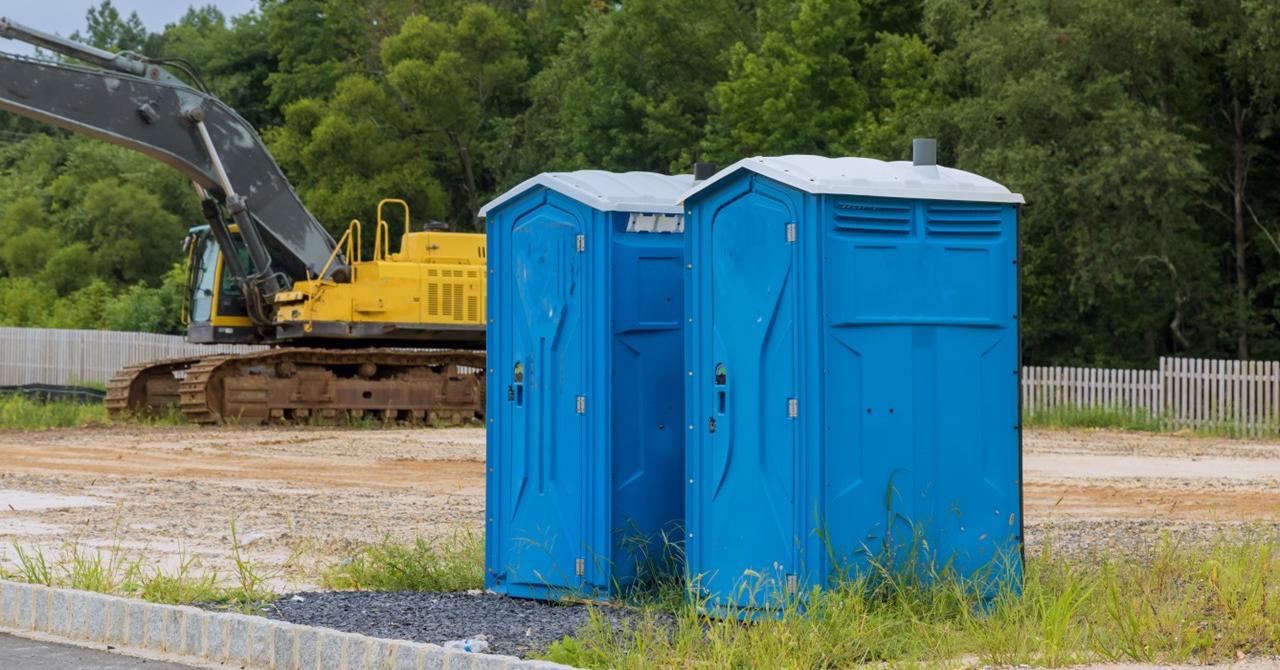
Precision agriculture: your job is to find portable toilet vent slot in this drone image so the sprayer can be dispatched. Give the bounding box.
[680,151,1025,614]
[626,212,684,233]
[479,169,694,601]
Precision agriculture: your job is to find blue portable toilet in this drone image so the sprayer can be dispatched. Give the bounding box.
[681,147,1025,611]
[480,170,693,600]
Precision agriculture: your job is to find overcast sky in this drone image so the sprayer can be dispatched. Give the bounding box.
[1,0,259,55]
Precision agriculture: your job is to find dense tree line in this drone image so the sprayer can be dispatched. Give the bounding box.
[0,0,1276,366]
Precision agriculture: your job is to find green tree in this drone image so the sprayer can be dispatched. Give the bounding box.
[83,179,184,286]
[382,6,528,226]
[45,279,113,329]
[259,0,399,109]
[854,32,940,159]
[101,265,186,334]
[154,7,280,128]
[0,193,47,234]
[703,0,868,163]
[265,76,448,240]
[0,196,55,278]
[925,0,1213,365]
[0,136,65,205]
[1187,0,1280,359]
[71,0,157,54]
[517,0,604,71]
[41,243,96,295]
[0,228,57,278]
[46,140,198,243]
[861,0,924,35]
[523,0,754,174]
[0,278,56,327]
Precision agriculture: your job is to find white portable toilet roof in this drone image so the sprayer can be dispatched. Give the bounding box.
[480,170,695,217]
[681,155,1025,204]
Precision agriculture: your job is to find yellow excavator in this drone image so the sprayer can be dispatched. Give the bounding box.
[0,18,486,424]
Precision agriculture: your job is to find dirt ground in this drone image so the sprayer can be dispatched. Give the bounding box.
[1025,429,1280,523]
[0,425,1276,589]
[0,427,485,589]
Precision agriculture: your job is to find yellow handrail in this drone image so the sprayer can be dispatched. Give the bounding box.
[318,222,356,284]
[374,219,391,261]
[377,198,411,259]
[346,219,362,264]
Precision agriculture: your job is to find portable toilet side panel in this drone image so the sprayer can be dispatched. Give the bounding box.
[683,155,1024,611]
[482,171,691,600]
[609,217,686,580]
[816,195,1021,580]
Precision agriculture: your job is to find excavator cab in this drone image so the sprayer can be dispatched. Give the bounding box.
[181,226,256,345]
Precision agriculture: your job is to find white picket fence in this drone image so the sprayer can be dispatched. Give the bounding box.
[1022,357,1280,435]
[0,327,262,387]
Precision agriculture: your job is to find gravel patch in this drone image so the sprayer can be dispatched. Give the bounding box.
[264,590,644,656]
[1026,519,1280,561]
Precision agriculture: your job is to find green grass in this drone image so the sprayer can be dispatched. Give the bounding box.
[1024,405,1165,431]
[127,405,189,427]
[0,395,186,430]
[323,532,484,592]
[0,395,109,429]
[1023,405,1276,437]
[541,532,1280,669]
[1,520,280,610]
[137,549,224,605]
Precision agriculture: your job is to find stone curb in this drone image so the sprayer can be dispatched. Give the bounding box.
[0,580,577,670]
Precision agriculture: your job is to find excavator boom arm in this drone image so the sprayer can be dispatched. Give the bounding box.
[0,18,348,285]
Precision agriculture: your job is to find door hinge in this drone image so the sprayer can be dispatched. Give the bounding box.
[787,397,798,418]
[576,395,586,414]
[575,557,585,577]
[787,574,798,593]
[576,234,585,252]
[786,223,796,243]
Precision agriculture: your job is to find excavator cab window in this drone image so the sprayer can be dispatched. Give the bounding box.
[217,238,253,295]
[189,233,218,323]
[215,237,253,318]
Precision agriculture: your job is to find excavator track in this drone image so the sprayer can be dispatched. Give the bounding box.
[176,355,235,425]
[175,348,486,426]
[104,355,205,418]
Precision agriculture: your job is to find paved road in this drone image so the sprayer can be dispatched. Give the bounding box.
[0,633,194,669]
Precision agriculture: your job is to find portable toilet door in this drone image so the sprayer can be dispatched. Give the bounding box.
[481,170,693,600]
[498,195,588,597]
[682,148,1025,613]
[685,173,806,609]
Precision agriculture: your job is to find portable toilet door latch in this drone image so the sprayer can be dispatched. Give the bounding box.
[576,395,586,414]
[786,223,796,243]
[576,234,585,252]
[788,397,798,418]
[575,557,585,577]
